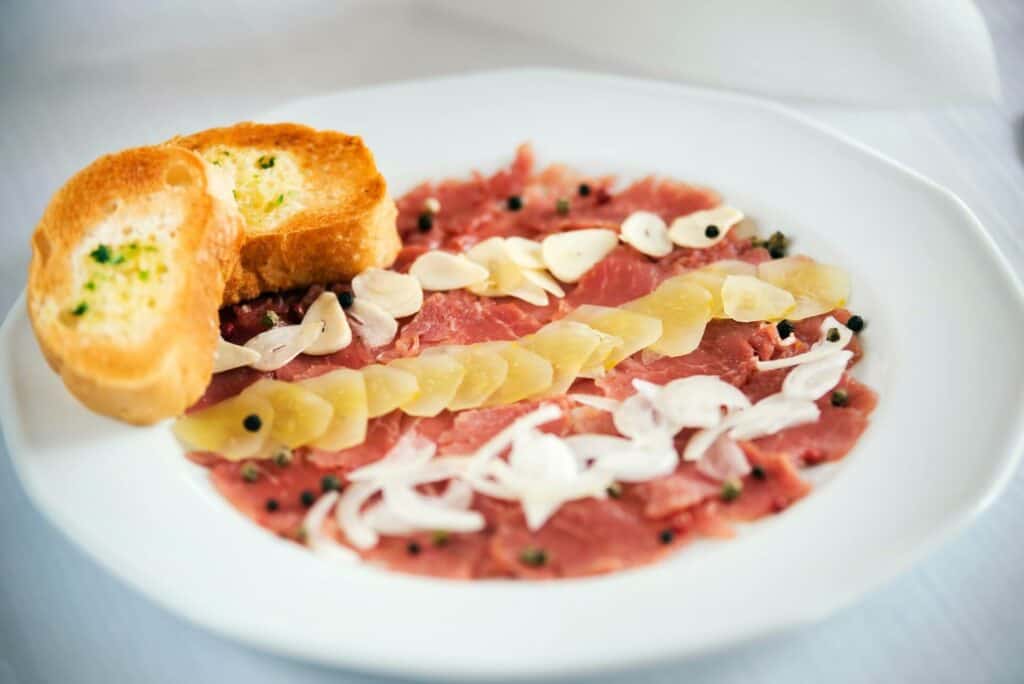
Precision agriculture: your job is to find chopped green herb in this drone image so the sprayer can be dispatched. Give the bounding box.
[240,463,260,483]
[831,389,849,407]
[232,189,239,200]
[71,301,88,316]
[431,530,450,547]
[111,253,126,265]
[211,159,222,166]
[138,270,150,281]
[90,244,112,263]
[275,194,284,205]
[258,155,276,169]
[144,244,158,252]
[721,479,743,502]
[222,150,230,156]
[519,547,548,567]
[84,281,96,291]
[556,198,570,215]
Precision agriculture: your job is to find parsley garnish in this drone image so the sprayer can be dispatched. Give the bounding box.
[90,244,111,263]
[258,155,276,169]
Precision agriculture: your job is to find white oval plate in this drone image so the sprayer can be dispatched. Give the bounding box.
[2,69,1023,681]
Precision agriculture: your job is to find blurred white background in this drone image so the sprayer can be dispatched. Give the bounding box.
[1,1,1022,682]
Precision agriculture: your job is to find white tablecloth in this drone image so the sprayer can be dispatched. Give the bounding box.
[1,2,1022,682]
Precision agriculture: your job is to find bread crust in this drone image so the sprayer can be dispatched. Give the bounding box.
[27,146,244,424]
[168,123,400,303]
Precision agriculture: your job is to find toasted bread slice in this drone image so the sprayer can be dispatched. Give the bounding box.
[168,123,400,304]
[28,146,244,425]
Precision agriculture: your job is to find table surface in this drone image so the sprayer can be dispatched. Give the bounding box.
[1,2,1022,683]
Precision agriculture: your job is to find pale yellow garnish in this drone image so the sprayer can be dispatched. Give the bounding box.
[721,275,795,322]
[361,364,419,418]
[173,393,274,461]
[245,379,334,449]
[479,342,554,406]
[563,305,663,367]
[299,369,368,451]
[624,277,712,356]
[757,256,851,320]
[389,354,466,417]
[520,321,603,395]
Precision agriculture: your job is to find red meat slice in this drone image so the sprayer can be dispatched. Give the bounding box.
[306,412,404,470]
[188,367,267,412]
[631,463,721,518]
[437,400,572,455]
[566,247,662,308]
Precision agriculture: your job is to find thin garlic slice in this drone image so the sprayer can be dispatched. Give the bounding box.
[668,206,744,248]
[620,211,672,257]
[349,299,398,348]
[721,274,795,322]
[466,237,525,295]
[352,267,424,318]
[410,251,489,290]
[245,316,323,372]
[520,268,565,298]
[503,237,545,269]
[541,229,618,283]
[213,337,261,373]
[304,292,352,355]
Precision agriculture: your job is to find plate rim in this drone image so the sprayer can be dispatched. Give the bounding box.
[3,67,1023,680]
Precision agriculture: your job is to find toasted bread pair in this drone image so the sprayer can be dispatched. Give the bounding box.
[28,123,400,424]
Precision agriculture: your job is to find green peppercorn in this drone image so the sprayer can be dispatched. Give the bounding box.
[826,327,841,343]
[721,480,743,502]
[658,529,675,545]
[846,315,865,333]
[240,463,260,483]
[831,389,849,407]
[300,490,316,507]
[519,547,548,567]
[556,198,570,215]
[321,474,340,493]
[261,310,280,328]
[431,530,450,547]
[606,482,623,499]
[769,246,786,259]
[272,448,292,467]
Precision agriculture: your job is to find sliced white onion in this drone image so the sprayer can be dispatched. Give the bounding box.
[658,375,751,429]
[347,431,436,483]
[304,292,353,355]
[382,484,485,533]
[302,491,359,562]
[728,394,820,440]
[348,298,398,348]
[352,267,424,318]
[567,393,621,412]
[695,434,751,482]
[782,350,853,401]
[410,251,489,290]
[362,500,417,535]
[335,481,379,550]
[620,211,672,257]
[756,316,852,370]
[213,337,261,373]
[466,403,563,469]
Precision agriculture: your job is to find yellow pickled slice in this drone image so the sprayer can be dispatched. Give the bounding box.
[389,354,466,417]
[437,346,510,410]
[361,364,418,418]
[757,256,851,320]
[577,329,623,378]
[299,369,368,451]
[623,277,712,356]
[173,393,274,461]
[721,275,795,322]
[563,305,663,368]
[245,379,334,449]
[682,261,756,318]
[520,321,603,395]
[478,341,554,406]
